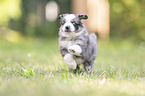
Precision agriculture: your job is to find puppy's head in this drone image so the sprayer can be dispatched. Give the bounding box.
[58,14,88,33]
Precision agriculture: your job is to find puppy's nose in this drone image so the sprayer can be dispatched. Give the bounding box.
[66,26,70,30]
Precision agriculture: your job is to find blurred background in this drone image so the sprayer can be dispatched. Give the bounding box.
[0,0,145,41]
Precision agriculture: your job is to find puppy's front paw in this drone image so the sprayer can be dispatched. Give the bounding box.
[69,48,75,53]
[68,45,82,56]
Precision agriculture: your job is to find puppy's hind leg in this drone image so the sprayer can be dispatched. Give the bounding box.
[84,60,93,71]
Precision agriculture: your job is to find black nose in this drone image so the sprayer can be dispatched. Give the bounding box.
[66,26,70,30]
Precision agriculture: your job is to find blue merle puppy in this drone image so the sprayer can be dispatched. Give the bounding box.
[58,14,97,71]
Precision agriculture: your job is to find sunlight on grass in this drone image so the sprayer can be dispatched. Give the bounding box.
[0,38,145,96]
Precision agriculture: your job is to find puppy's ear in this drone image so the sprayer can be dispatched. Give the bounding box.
[77,14,88,20]
[58,14,65,19]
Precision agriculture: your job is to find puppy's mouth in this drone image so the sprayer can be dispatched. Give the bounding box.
[65,29,71,32]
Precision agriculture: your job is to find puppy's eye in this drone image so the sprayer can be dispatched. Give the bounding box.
[61,20,66,25]
[71,21,76,25]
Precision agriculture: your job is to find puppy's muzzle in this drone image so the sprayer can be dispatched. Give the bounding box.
[65,26,71,32]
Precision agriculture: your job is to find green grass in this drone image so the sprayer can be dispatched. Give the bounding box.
[0,37,145,96]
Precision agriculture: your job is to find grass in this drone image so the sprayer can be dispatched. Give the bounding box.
[0,37,145,96]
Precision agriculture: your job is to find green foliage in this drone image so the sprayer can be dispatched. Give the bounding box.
[0,0,21,25]
[0,38,145,96]
[109,0,145,40]
[1,0,145,40]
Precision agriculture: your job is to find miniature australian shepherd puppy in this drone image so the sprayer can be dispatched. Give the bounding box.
[58,14,97,71]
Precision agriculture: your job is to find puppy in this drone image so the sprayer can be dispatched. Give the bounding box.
[58,14,97,71]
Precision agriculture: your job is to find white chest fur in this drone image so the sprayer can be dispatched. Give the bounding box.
[60,41,74,49]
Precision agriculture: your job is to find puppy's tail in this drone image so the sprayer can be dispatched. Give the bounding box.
[89,33,97,60]
[89,32,97,44]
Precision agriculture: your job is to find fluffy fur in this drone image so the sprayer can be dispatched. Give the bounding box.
[58,14,97,71]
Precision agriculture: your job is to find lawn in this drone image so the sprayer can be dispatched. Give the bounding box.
[0,37,145,96]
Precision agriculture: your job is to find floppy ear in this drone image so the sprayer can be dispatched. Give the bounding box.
[77,14,88,20]
[58,14,66,19]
